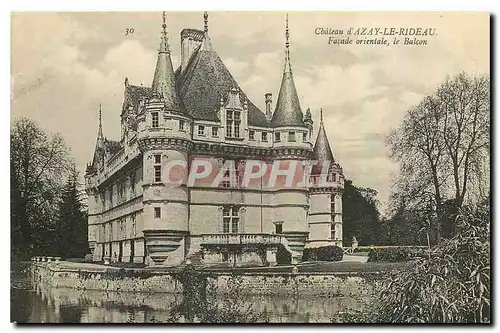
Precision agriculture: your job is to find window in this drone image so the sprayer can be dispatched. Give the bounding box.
[212,127,219,137]
[288,131,296,142]
[198,125,205,136]
[262,132,268,142]
[275,132,281,142]
[151,112,159,128]
[222,169,231,188]
[331,195,336,214]
[179,120,185,131]
[226,110,241,138]
[303,132,307,142]
[154,154,162,183]
[331,226,336,240]
[222,251,229,262]
[223,206,240,234]
[249,130,255,140]
[154,166,162,183]
[154,207,161,218]
[275,222,283,234]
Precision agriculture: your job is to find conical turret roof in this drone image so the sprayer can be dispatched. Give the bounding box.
[271,14,306,128]
[313,109,335,164]
[151,12,185,113]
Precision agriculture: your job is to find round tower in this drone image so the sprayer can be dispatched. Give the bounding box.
[136,12,193,266]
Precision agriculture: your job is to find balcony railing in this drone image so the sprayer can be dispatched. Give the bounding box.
[201,233,282,245]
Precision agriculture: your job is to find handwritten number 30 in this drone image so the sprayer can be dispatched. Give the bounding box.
[125,28,135,36]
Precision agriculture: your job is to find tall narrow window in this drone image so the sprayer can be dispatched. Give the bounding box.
[262,132,268,142]
[154,207,161,218]
[226,110,233,137]
[179,119,185,131]
[234,111,241,138]
[226,110,241,138]
[154,154,162,183]
[275,132,281,142]
[331,225,336,240]
[222,206,240,234]
[212,127,219,137]
[331,195,336,214]
[303,132,307,142]
[151,112,159,128]
[288,131,296,142]
[222,169,231,188]
[249,130,255,140]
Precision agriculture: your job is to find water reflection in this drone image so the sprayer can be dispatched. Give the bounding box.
[11,269,366,323]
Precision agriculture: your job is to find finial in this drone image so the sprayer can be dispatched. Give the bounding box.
[98,104,103,137]
[284,14,292,73]
[204,11,209,33]
[160,11,170,53]
[320,108,324,125]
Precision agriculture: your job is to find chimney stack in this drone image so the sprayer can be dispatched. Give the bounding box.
[265,93,273,120]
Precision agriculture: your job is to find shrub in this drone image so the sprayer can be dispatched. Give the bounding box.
[341,205,490,323]
[276,243,291,265]
[367,246,428,262]
[302,245,343,262]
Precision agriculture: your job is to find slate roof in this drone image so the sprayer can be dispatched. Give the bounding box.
[271,60,306,128]
[175,36,270,127]
[122,85,153,114]
[311,121,335,174]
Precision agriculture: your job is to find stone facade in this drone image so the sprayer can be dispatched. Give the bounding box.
[84,12,345,267]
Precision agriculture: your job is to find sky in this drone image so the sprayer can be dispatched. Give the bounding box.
[10,12,489,213]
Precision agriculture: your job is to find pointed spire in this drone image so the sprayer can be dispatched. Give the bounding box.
[204,11,209,33]
[152,11,185,113]
[271,14,305,128]
[159,11,170,53]
[98,104,103,139]
[284,13,292,73]
[200,11,213,51]
[313,108,335,168]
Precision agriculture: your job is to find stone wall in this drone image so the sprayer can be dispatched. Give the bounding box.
[31,262,380,298]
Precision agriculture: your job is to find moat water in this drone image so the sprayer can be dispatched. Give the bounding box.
[11,263,365,323]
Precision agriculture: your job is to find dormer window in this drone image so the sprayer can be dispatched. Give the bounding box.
[249,130,255,141]
[288,131,296,142]
[226,110,241,138]
[198,125,205,136]
[212,127,219,137]
[151,112,159,128]
[275,132,281,142]
[262,132,268,142]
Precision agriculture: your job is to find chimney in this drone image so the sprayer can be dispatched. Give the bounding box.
[180,29,204,73]
[265,93,272,120]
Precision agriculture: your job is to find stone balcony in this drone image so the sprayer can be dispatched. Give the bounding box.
[201,233,282,246]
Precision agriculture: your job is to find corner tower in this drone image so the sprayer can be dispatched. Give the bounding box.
[137,12,193,266]
[307,109,345,248]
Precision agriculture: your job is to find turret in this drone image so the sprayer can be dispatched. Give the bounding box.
[271,14,311,150]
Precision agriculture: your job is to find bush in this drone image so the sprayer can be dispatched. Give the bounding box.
[276,243,291,265]
[367,246,428,262]
[343,205,490,323]
[302,245,343,262]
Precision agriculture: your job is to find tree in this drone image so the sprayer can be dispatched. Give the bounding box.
[55,165,89,258]
[11,117,71,259]
[387,73,490,240]
[342,179,382,246]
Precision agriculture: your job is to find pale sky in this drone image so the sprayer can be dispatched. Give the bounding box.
[10,12,489,213]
